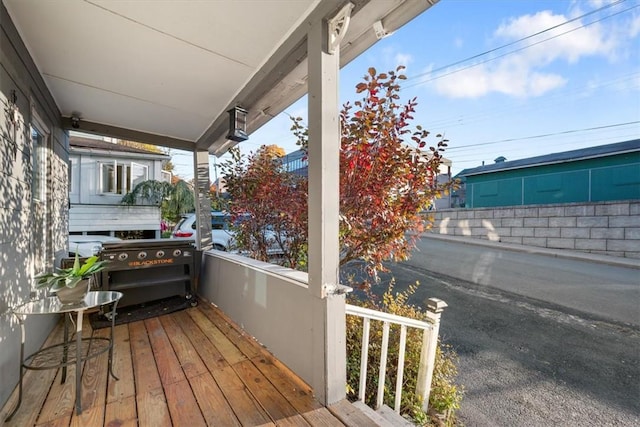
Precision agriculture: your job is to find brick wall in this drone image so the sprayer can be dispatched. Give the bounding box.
[428,201,640,259]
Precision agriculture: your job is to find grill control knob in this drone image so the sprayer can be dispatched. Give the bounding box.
[173,249,182,257]
[156,250,165,258]
[138,251,147,260]
[118,253,128,261]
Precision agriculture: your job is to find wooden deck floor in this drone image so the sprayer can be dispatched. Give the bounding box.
[1,300,375,427]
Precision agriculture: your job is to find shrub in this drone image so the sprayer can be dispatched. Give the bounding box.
[346,282,463,426]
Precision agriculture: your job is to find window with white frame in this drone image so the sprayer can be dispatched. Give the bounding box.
[161,170,172,183]
[31,126,46,202]
[30,117,50,275]
[99,160,148,194]
[69,158,78,194]
[131,162,148,189]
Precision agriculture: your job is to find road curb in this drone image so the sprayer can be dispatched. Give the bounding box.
[420,233,640,270]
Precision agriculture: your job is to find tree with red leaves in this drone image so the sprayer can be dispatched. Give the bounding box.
[223,67,452,277]
[221,145,308,268]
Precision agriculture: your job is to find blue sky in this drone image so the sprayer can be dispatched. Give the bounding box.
[174,0,640,179]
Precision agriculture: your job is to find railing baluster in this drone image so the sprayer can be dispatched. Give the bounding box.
[394,324,407,413]
[376,321,390,409]
[358,317,370,402]
[345,301,447,415]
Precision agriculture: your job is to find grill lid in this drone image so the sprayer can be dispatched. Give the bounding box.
[101,238,195,251]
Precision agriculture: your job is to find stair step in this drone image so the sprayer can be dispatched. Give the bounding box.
[328,399,386,426]
[351,401,415,426]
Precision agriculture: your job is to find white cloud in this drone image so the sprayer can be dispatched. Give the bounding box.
[629,15,640,38]
[433,63,567,99]
[494,10,616,63]
[587,0,617,7]
[432,10,617,99]
[377,46,413,71]
[395,53,413,68]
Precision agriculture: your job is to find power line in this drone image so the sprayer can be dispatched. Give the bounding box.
[452,132,639,160]
[425,70,640,130]
[403,1,637,89]
[408,0,625,82]
[446,121,640,151]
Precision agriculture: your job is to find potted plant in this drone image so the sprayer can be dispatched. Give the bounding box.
[35,252,109,305]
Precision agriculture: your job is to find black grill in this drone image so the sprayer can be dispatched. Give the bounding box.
[99,239,197,307]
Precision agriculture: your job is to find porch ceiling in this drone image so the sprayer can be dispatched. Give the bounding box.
[3,0,437,155]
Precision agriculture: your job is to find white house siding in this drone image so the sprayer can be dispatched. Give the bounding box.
[69,149,166,205]
[1,5,68,408]
[68,144,167,237]
[69,205,161,234]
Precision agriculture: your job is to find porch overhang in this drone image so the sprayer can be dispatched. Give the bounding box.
[3,0,438,155]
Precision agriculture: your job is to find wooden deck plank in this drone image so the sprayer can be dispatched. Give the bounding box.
[249,354,344,425]
[145,316,185,386]
[129,321,171,426]
[34,415,72,427]
[250,353,318,409]
[297,407,347,427]
[128,321,162,392]
[160,313,208,379]
[2,319,65,427]
[210,365,274,426]
[37,317,97,425]
[171,310,228,372]
[233,359,310,426]
[197,302,262,359]
[36,357,77,423]
[137,388,172,427]
[189,372,241,427]
[70,327,111,427]
[2,299,378,427]
[187,307,247,365]
[328,399,379,427]
[164,379,207,427]
[104,395,137,427]
[107,324,135,403]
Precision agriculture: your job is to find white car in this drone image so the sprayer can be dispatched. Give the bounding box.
[171,212,234,251]
[68,235,122,257]
[172,212,285,255]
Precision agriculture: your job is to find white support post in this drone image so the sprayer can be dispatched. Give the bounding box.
[307,11,347,405]
[416,298,448,411]
[193,150,212,251]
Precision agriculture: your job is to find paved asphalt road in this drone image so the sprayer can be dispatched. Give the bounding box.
[352,237,640,426]
[411,235,640,327]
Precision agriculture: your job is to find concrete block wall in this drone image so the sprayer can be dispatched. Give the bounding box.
[428,201,640,259]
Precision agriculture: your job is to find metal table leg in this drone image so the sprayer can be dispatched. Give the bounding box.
[75,309,84,415]
[4,315,25,422]
[61,313,69,384]
[107,301,120,381]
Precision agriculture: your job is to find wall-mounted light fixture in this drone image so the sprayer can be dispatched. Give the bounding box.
[373,20,393,40]
[226,106,248,142]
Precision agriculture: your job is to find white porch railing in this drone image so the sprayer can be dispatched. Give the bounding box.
[345,298,448,413]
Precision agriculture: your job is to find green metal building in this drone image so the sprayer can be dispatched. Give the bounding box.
[458,139,640,208]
